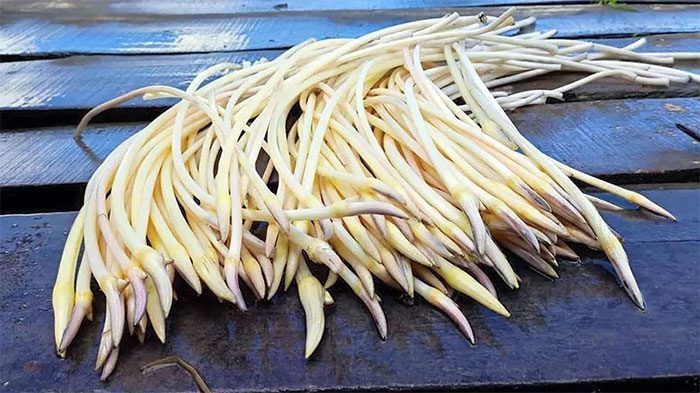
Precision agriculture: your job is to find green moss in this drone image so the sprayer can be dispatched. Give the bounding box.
[596,0,637,11]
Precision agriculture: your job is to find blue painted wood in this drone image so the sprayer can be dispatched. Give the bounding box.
[1,34,697,113]
[0,184,698,392]
[1,5,699,57]
[1,0,691,15]
[0,1,698,390]
[1,98,697,194]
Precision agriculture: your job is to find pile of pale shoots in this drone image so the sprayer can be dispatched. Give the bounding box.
[52,8,697,380]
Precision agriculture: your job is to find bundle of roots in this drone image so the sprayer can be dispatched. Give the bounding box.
[52,8,696,380]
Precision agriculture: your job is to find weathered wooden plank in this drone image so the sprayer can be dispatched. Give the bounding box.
[1,5,699,57]
[508,97,700,184]
[0,124,135,189]
[1,184,698,392]
[1,97,698,214]
[597,183,700,243]
[1,0,692,15]
[1,97,697,189]
[1,34,697,117]
[0,50,275,113]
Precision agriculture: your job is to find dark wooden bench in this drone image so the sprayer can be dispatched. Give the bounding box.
[0,1,698,391]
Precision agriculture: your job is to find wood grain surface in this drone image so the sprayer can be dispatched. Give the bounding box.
[2,97,697,190]
[1,34,697,117]
[2,0,693,15]
[1,184,698,392]
[2,5,699,57]
[1,0,699,390]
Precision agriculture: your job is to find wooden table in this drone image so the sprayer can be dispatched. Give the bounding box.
[1,1,699,391]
